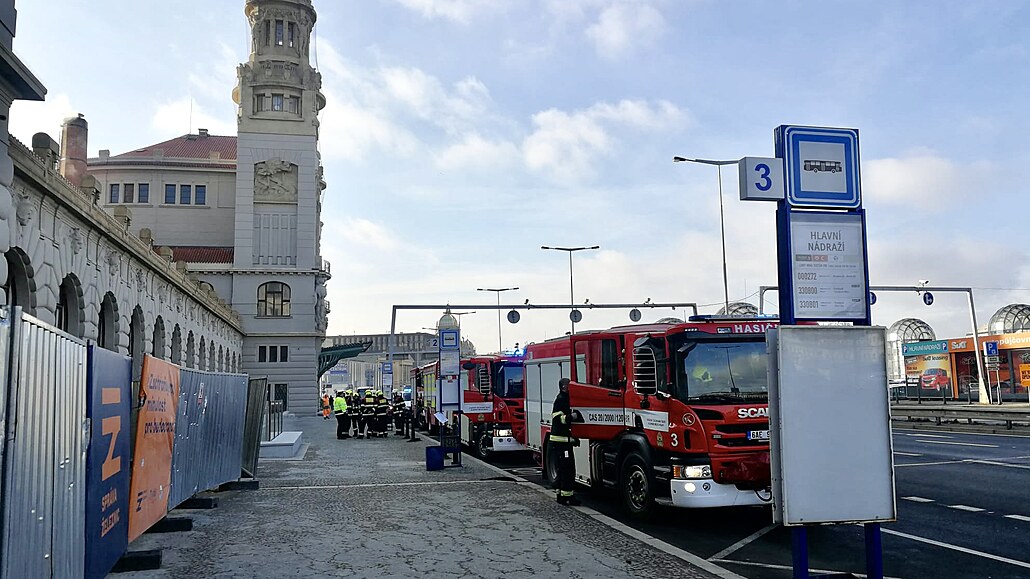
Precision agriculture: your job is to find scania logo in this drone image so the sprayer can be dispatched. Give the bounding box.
[737,407,769,419]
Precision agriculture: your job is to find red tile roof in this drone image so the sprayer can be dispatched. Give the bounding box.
[112,132,237,161]
[164,246,235,264]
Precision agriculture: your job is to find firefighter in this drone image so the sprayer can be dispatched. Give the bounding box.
[359,388,377,439]
[550,377,580,506]
[333,390,349,439]
[392,393,406,435]
[347,390,361,438]
[692,364,713,383]
[321,390,332,420]
[375,390,390,437]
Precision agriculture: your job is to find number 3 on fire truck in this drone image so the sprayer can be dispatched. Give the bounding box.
[670,433,678,447]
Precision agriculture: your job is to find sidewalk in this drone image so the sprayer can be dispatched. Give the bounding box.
[118,415,725,579]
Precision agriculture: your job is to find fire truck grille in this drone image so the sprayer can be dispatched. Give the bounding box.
[712,422,769,448]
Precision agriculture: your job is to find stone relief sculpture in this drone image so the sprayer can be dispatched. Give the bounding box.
[315,283,328,331]
[15,192,35,226]
[105,250,119,276]
[254,158,298,202]
[67,227,84,255]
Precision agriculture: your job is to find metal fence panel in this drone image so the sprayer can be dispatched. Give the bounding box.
[241,377,267,477]
[169,370,248,508]
[0,308,87,579]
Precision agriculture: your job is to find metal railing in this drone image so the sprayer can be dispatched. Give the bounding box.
[265,400,284,441]
[890,404,1030,430]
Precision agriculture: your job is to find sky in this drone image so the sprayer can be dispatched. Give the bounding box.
[9,0,1030,353]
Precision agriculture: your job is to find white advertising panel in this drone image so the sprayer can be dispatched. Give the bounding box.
[789,211,867,321]
[769,326,896,526]
[440,376,460,408]
[440,350,460,376]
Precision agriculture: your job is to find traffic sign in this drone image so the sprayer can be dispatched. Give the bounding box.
[984,341,999,357]
[868,291,877,305]
[739,157,785,201]
[776,125,861,209]
[985,355,1000,363]
[629,308,642,322]
[570,309,582,323]
[922,292,934,306]
[506,310,520,324]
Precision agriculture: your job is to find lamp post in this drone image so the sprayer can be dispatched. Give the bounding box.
[477,287,518,353]
[541,245,600,334]
[673,156,736,315]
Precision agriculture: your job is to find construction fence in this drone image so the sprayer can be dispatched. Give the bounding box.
[0,307,264,579]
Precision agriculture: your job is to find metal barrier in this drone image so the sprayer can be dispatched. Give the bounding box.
[168,370,249,509]
[0,307,88,579]
[891,404,1030,430]
[265,400,285,441]
[240,377,268,478]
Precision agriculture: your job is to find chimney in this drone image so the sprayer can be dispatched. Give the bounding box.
[59,113,88,187]
[31,133,60,171]
[198,128,209,137]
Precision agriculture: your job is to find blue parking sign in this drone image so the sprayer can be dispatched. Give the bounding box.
[984,341,999,357]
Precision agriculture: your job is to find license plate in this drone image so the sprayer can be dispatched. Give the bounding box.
[748,430,769,440]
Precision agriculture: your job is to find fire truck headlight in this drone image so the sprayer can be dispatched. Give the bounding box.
[672,465,712,480]
[494,428,513,437]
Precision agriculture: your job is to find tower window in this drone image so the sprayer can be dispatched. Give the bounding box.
[264,20,271,46]
[257,282,291,317]
[287,96,300,114]
[254,94,265,113]
[288,22,296,47]
[272,94,284,111]
[275,20,284,46]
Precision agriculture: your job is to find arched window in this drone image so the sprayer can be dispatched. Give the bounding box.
[186,331,196,368]
[152,316,166,359]
[98,293,118,352]
[4,247,36,314]
[171,324,183,365]
[129,306,145,381]
[57,274,85,337]
[199,337,207,371]
[257,282,291,317]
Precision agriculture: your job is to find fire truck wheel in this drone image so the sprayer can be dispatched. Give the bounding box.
[473,429,492,460]
[542,441,559,486]
[619,452,655,519]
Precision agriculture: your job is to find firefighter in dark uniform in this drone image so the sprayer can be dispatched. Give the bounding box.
[392,393,406,435]
[333,390,349,439]
[359,389,377,439]
[374,390,390,437]
[347,390,361,438]
[551,377,580,506]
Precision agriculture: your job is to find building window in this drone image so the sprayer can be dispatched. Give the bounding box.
[123,183,134,204]
[264,20,271,46]
[287,96,300,114]
[258,345,289,363]
[257,282,291,317]
[195,185,207,205]
[109,183,119,203]
[180,184,192,204]
[254,95,264,113]
[139,183,150,204]
[165,184,176,204]
[275,20,284,46]
[288,22,295,47]
[272,94,284,111]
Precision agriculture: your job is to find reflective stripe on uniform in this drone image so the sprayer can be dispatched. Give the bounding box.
[550,435,572,443]
[559,490,574,497]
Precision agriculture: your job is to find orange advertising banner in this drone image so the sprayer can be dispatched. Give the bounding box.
[1019,364,1030,385]
[127,355,180,542]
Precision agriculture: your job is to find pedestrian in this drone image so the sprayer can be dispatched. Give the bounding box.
[347,390,361,438]
[375,390,390,437]
[321,390,332,420]
[392,393,406,435]
[359,388,376,439]
[333,390,349,439]
[550,377,580,506]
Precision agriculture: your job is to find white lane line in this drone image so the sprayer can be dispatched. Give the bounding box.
[947,504,985,512]
[895,428,1030,440]
[970,459,1030,470]
[264,480,499,490]
[1005,514,1030,522]
[902,432,953,439]
[709,523,777,560]
[708,558,904,579]
[896,459,969,467]
[893,451,922,457]
[916,440,998,448]
[902,496,935,503]
[881,528,1030,570]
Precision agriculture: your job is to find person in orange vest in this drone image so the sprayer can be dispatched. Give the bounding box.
[321,390,332,420]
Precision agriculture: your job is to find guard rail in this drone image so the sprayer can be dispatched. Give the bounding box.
[890,403,1030,430]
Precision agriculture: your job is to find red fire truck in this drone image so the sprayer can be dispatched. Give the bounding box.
[410,360,439,430]
[524,316,777,518]
[459,353,526,459]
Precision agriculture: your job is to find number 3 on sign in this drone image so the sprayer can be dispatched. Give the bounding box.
[754,163,772,192]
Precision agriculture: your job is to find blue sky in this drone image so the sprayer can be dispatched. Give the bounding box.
[10,0,1030,352]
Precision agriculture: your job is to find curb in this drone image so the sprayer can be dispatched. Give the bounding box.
[419,433,746,579]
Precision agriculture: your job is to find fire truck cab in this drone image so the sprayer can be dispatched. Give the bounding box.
[459,354,526,459]
[525,317,777,518]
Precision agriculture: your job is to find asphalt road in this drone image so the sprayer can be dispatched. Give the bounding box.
[485,429,1030,579]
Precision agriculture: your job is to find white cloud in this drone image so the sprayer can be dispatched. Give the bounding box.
[9,93,77,150]
[150,98,236,138]
[435,133,519,171]
[522,99,684,182]
[585,1,666,60]
[864,151,991,208]
[391,0,502,24]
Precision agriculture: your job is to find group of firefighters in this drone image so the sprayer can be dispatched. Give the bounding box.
[321,389,408,440]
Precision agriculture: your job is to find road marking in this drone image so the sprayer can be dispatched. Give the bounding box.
[916,440,998,448]
[896,459,969,467]
[1005,514,1030,522]
[881,528,1030,570]
[709,523,777,560]
[895,428,1030,440]
[893,451,922,457]
[709,558,904,579]
[902,432,953,439]
[947,504,985,512]
[970,459,1030,470]
[263,480,499,490]
[902,496,935,503]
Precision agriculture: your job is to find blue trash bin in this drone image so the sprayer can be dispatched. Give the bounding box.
[426,446,445,471]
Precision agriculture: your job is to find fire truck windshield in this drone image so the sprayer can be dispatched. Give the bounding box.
[672,339,768,404]
[493,364,524,399]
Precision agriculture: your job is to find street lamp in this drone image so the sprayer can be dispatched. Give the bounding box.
[477,287,519,353]
[541,245,600,334]
[673,156,736,315]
